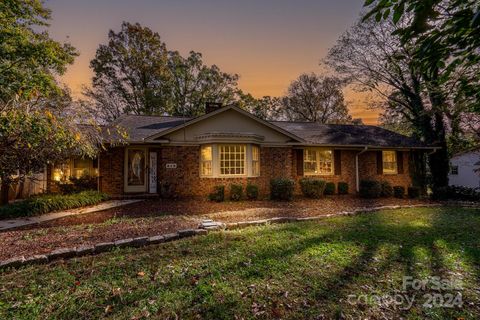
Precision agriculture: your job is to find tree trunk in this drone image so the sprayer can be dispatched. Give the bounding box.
[0,180,9,205]
[428,112,449,191]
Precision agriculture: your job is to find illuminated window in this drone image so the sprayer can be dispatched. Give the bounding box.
[220,145,246,176]
[200,145,213,176]
[382,151,397,174]
[304,149,333,175]
[73,158,94,178]
[252,145,260,176]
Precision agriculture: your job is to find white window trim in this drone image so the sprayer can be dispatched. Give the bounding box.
[199,144,260,178]
[382,150,398,175]
[303,148,334,176]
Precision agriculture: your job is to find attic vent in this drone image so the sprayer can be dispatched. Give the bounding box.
[205,102,222,114]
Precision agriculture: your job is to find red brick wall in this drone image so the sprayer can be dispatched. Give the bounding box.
[159,146,293,198]
[291,149,358,194]
[358,151,412,190]
[98,147,124,195]
[47,146,414,197]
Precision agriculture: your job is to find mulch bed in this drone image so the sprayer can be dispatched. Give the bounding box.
[0,196,435,260]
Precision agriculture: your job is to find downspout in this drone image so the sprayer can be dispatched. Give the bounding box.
[355,146,368,192]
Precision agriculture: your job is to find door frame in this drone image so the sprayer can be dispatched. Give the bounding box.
[124,147,148,193]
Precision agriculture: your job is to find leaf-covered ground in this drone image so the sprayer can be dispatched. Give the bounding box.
[1,207,479,319]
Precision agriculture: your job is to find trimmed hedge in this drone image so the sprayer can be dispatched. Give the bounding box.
[359,180,382,198]
[57,175,97,194]
[338,182,349,195]
[393,186,405,198]
[432,185,479,201]
[208,185,225,202]
[299,178,326,199]
[270,178,295,201]
[380,181,393,197]
[230,184,243,201]
[324,182,335,195]
[0,191,108,219]
[246,184,259,200]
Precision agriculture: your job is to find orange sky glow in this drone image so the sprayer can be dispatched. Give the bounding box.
[47,0,380,124]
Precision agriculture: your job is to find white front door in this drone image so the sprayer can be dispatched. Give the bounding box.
[124,148,147,193]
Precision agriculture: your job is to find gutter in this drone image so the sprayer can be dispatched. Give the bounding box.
[355,146,369,192]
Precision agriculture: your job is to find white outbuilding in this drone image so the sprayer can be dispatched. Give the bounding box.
[449,148,480,188]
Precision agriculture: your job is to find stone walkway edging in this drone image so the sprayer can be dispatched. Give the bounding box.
[1,202,477,271]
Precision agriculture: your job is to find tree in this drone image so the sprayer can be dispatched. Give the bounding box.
[167,51,239,117]
[325,16,459,190]
[280,73,353,124]
[0,0,77,102]
[86,22,171,121]
[236,92,282,121]
[364,0,480,112]
[0,99,99,204]
[86,22,240,121]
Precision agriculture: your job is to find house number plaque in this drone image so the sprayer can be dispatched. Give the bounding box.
[166,163,177,169]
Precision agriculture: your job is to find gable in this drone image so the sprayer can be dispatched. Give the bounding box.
[154,108,300,144]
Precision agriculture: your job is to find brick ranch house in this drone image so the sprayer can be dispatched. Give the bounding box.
[47,105,436,198]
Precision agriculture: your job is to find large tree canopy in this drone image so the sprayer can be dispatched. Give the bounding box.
[280,73,353,124]
[86,22,240,121]
[0,0,77,102]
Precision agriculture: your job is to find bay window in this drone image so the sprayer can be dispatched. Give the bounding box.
[304,148,333,175]
[200,144,260,177]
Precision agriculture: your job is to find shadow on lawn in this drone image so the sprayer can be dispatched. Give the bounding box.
[204,207,480,318]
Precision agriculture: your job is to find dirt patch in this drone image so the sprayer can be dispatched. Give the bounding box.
[0,196,435,260]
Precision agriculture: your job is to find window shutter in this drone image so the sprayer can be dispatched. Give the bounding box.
[296,149,304,176]
[397,151,404,174]
[376,151,383,175]
[334,150,342,175]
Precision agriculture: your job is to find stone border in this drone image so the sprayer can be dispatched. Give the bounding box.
[1,202,477,271]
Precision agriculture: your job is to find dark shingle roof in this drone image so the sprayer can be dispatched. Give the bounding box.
[109,114,427,148]
[271,121,426,148]
[112,114,191,141]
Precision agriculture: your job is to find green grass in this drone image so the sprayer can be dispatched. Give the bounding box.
[0,191,108,218]
[1,207,480,319]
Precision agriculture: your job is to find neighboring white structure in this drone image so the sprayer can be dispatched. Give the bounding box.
[449,149,480,188]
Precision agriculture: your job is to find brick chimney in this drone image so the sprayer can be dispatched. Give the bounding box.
[205,102,222,114]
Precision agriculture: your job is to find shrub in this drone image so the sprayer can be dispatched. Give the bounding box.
[208,185,225,202]
[159,181,177,199]
[408,186,421,199]
[380,181,393,197]
[0,191,108,219]
[246,184,259,200]
[338,182,349,195]
[359,179,382,198]
[57,175,97,194]
[270,178,295,201]
[432,185,480,201]
[324,182,335,195]
[230,184,243,201]
[393,186,405,198]
[299,178,326,199]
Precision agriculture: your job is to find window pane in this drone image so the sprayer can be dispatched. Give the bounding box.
[220,144,245,175]
[252,145,260,176]
[382,151,397,174]
[200,145,213,176]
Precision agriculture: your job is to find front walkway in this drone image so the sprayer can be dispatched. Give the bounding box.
[0,200,142,231]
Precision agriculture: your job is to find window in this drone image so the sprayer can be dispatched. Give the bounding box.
[200,145,213,176]
[73,158,95,178]
[304,149,333,175]
[450,165,458,175]
[220,145,246,175]
[382,151,397,174]
[199,144,259,177]
[252,145,260,176]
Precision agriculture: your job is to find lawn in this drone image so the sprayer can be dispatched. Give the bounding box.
[1,207,479,319]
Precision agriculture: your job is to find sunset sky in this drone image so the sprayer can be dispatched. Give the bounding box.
[47,0,379,124]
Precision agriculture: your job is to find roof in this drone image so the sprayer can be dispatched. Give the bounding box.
[271,121,427,148]
[108,109,429,148]
[111,114,191,141]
